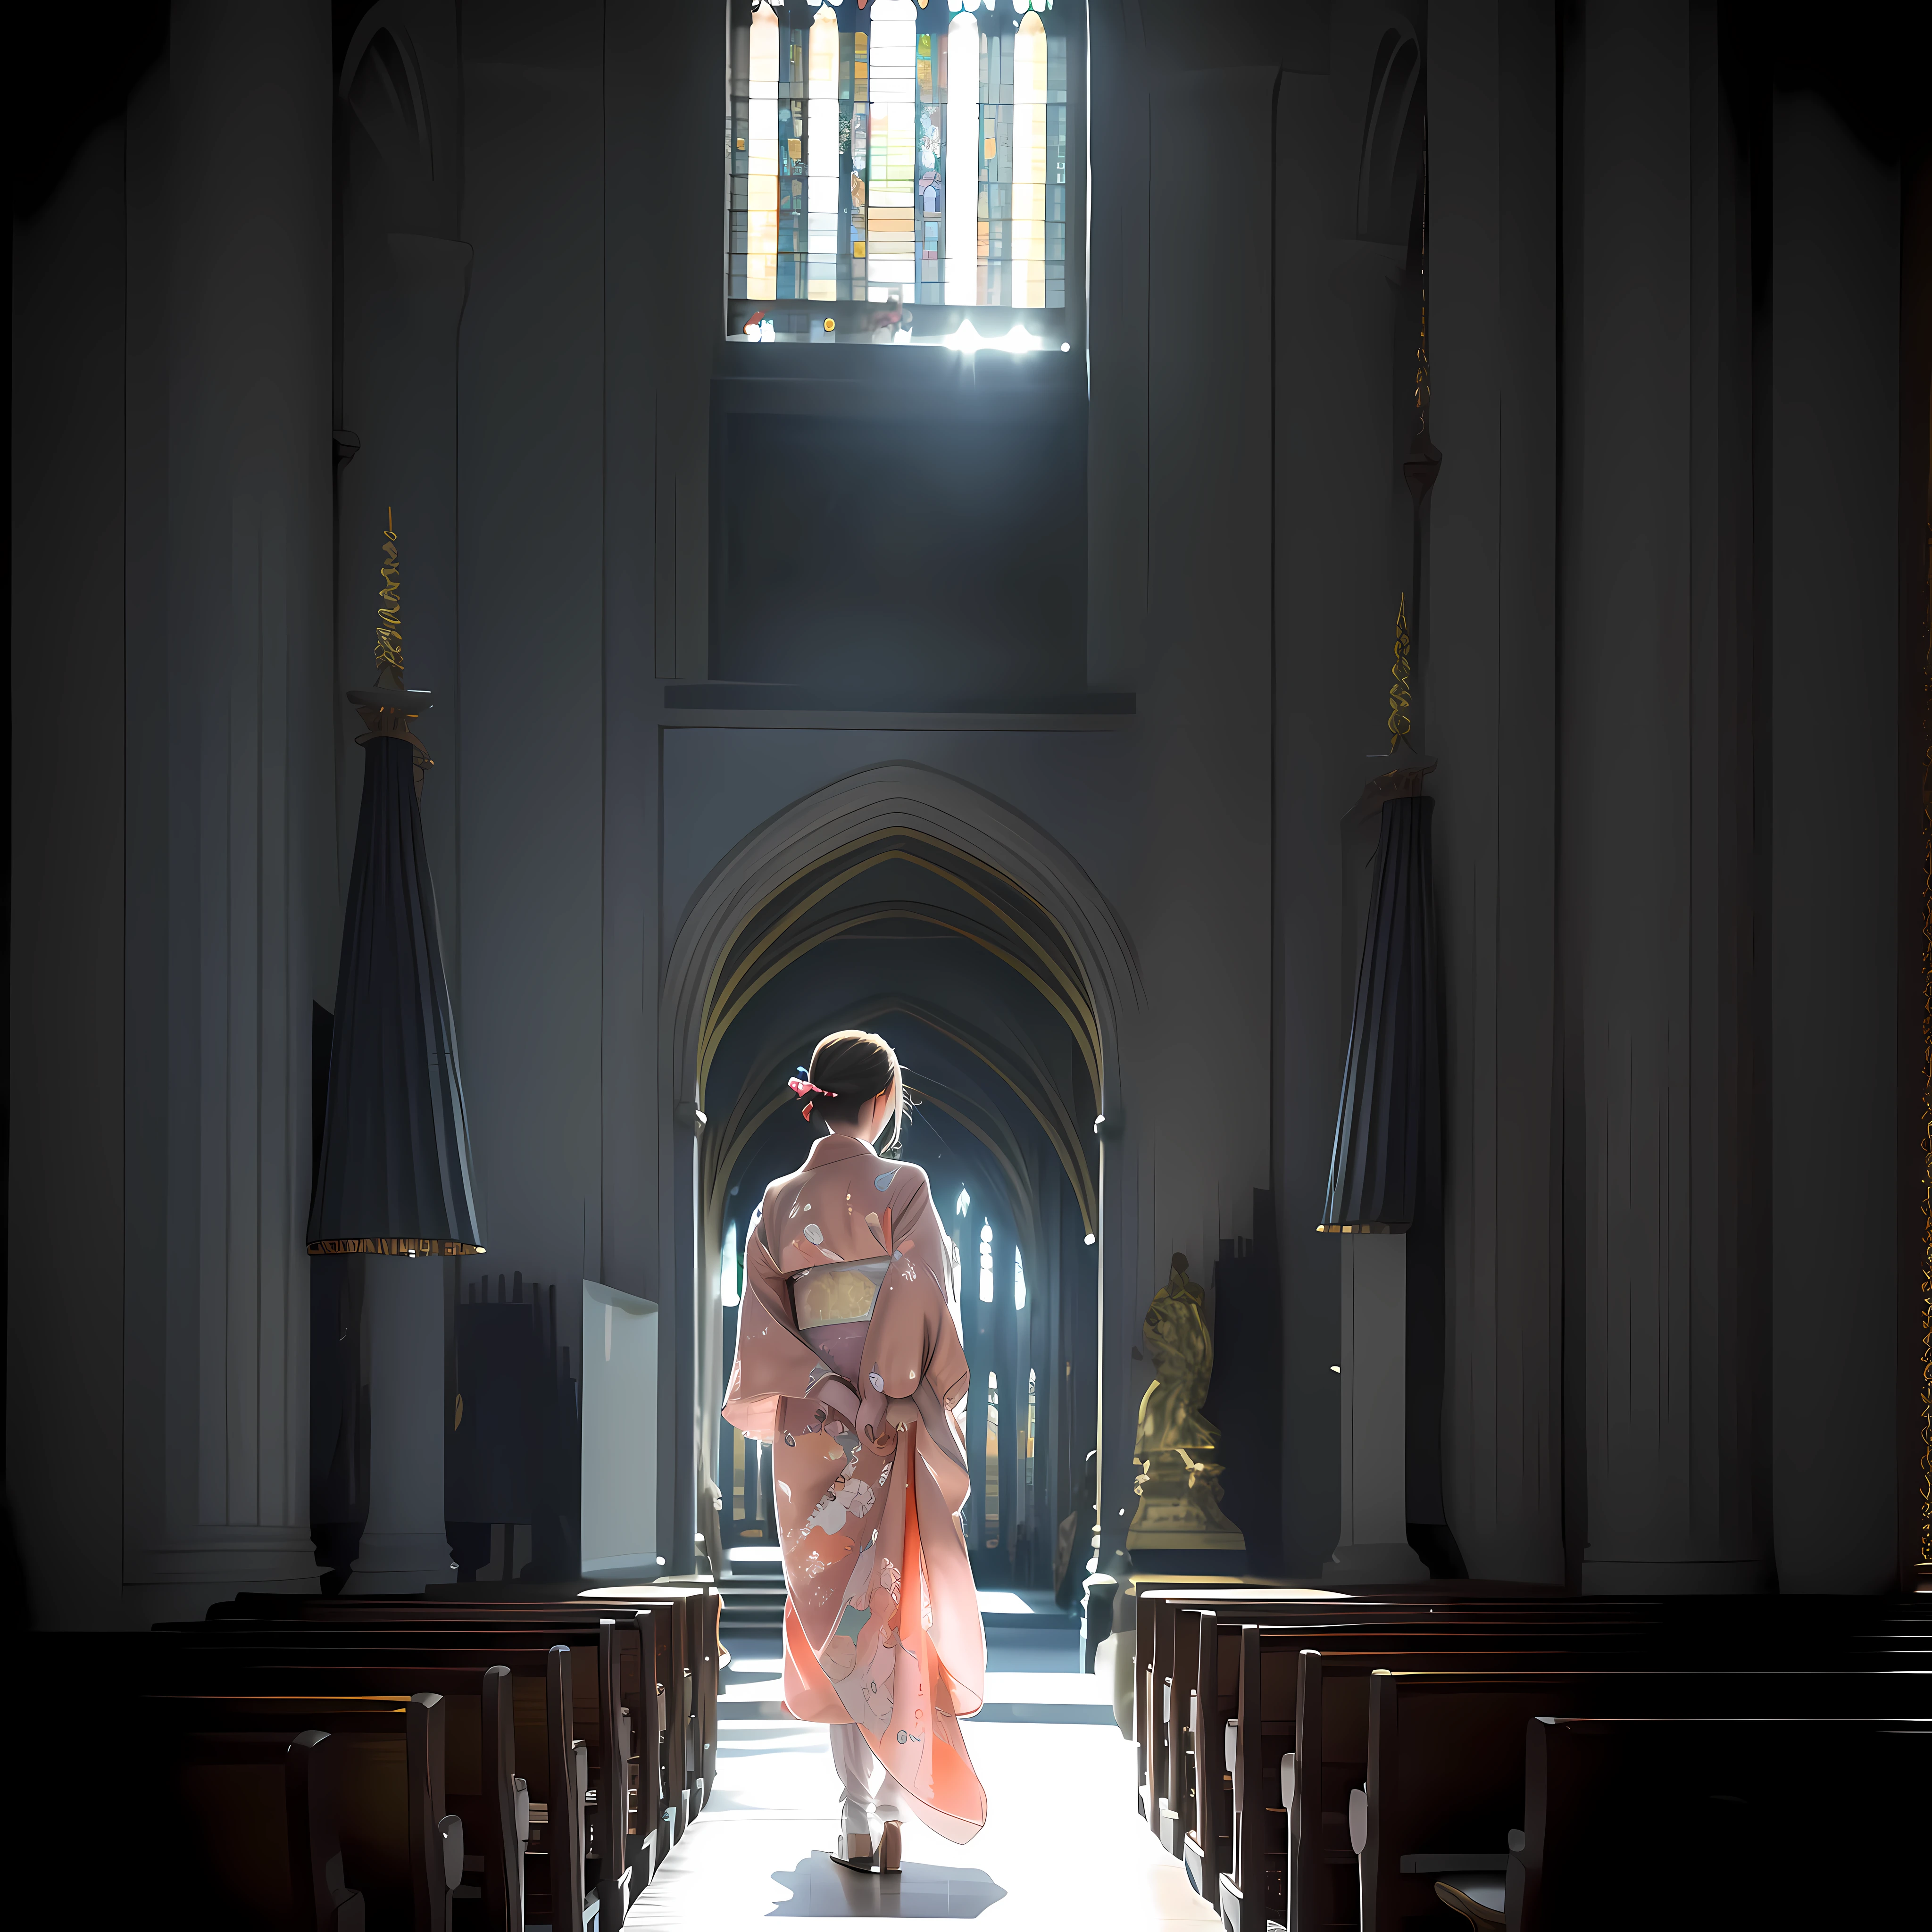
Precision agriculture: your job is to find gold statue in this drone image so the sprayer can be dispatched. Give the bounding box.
[1127,1253,1244,1550]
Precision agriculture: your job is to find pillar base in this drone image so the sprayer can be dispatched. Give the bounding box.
[347,1530,456,1594]
[1323,1540,1429,1585]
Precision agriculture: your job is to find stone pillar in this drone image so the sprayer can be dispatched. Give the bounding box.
[1561,0,1771,1593]
[348,1257,455,1591]
[330,7,471,1591]
[123,0,334,1614]
[1326,1235,1428,1583]
[1428,0,1565,1585]
[335,1,467,915]
[1767,94,1900,1593]
[9,100,131,1634]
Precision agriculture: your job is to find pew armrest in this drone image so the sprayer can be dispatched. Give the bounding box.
[1348,1786,1367,1857]
[439,1815,465,1893]
[1280,1752,1296,1812]
[515,1776,530,1849]
[1432,1873,1507,1927]
[1224,1719,1237,1776]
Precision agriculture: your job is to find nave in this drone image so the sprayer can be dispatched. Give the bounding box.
[628,1619,1208,1931]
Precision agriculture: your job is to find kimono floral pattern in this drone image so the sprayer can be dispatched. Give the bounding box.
[722,1135,987,1844]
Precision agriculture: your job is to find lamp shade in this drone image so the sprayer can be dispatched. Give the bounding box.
[1319,794,1439,1233]
[307,726,484,1256]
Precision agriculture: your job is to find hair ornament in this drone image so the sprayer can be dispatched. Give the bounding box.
[788,1069,836,1121]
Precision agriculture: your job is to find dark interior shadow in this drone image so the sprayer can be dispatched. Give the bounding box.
[767,1852,1008,1919]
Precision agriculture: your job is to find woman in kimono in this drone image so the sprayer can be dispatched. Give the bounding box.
[722,1029,988,1871]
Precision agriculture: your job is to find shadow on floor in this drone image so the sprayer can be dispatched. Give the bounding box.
[769,1852,1008,1918]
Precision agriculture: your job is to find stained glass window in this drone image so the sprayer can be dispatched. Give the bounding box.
[727,0,1075,348]
[984,1369,1000,1546]
[978,1219,994,1302]
[1012,1245,1026,1310]
[1025,1366,1036,1504]
[720,1220,740,1308]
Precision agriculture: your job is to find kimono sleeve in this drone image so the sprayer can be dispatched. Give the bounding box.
[856,1166,971,1437]
[721,1198,850,1441]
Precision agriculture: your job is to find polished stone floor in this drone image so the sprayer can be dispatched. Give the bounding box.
[623,1616,1216,1930]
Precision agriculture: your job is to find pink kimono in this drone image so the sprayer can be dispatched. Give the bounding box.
[722,1135,988,1844]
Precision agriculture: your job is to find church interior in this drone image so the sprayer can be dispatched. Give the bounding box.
[8,1,1931,1926]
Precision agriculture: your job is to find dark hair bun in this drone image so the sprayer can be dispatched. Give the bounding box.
[804,1030,906,1151]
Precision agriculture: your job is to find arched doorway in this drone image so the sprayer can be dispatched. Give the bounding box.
[660,764,1142,1589]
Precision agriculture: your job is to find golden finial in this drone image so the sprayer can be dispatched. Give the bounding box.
[375,508,405,685]
[348,507,432,788]
[1387,593,1413,751]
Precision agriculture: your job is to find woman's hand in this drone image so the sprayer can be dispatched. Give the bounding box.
[859,1391,922,1444]
[817,1378,861,1435]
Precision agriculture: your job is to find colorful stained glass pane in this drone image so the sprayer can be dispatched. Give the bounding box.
[726,0,1076,345]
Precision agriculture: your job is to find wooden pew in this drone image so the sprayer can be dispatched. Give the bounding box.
[1135,1589,1347,1834]
[152,1654,529,1932]
[317,1599,682,1869]
[1294,1643,1680,1932]
[194,1606,665,1919]
[365,1585,719,1810]
[158,1634,598,1932]
[576,1587,719,1809]
[1512,1715,1932,1931]
[1365,1669,1932,1932]
[152,1727,364,1932]
[1141,1579,1932,1838]
[1178,1607,1238,1904]
[217,1585,716,1846]
[149,1691,463,1932]
[1223,1632,1672,1932]
[1166,1599,1654,1903]
[1160,1587,1932,1923]
[1137,1588,1654,1856]
[1277,1632,1932,1932]
[1197,1610,1666,1929]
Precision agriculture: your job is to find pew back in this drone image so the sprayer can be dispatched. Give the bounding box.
[157,1635,588,1932]
[1366,1669,1932,1932]
[155,1728,364,1932]
[1516,1716,1932,1931]
[148,1692,456,1932]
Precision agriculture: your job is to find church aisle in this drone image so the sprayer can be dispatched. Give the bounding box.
[625,1635,1216,1930]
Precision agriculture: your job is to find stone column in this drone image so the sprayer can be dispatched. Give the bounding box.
[1767,94,1900,1593]
[329,7,471,1591]
[1428,0,1565,1585]
[123,0,334,1614]
[335,1,467,919]
[348,1257,455,1590]
[1561,0,1770,1592]
[1326,1234,1429,1582]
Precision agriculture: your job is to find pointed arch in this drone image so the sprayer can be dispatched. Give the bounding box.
[665,762,1142,1120]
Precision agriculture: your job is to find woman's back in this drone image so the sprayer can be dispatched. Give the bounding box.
[720,1027,987,1857]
